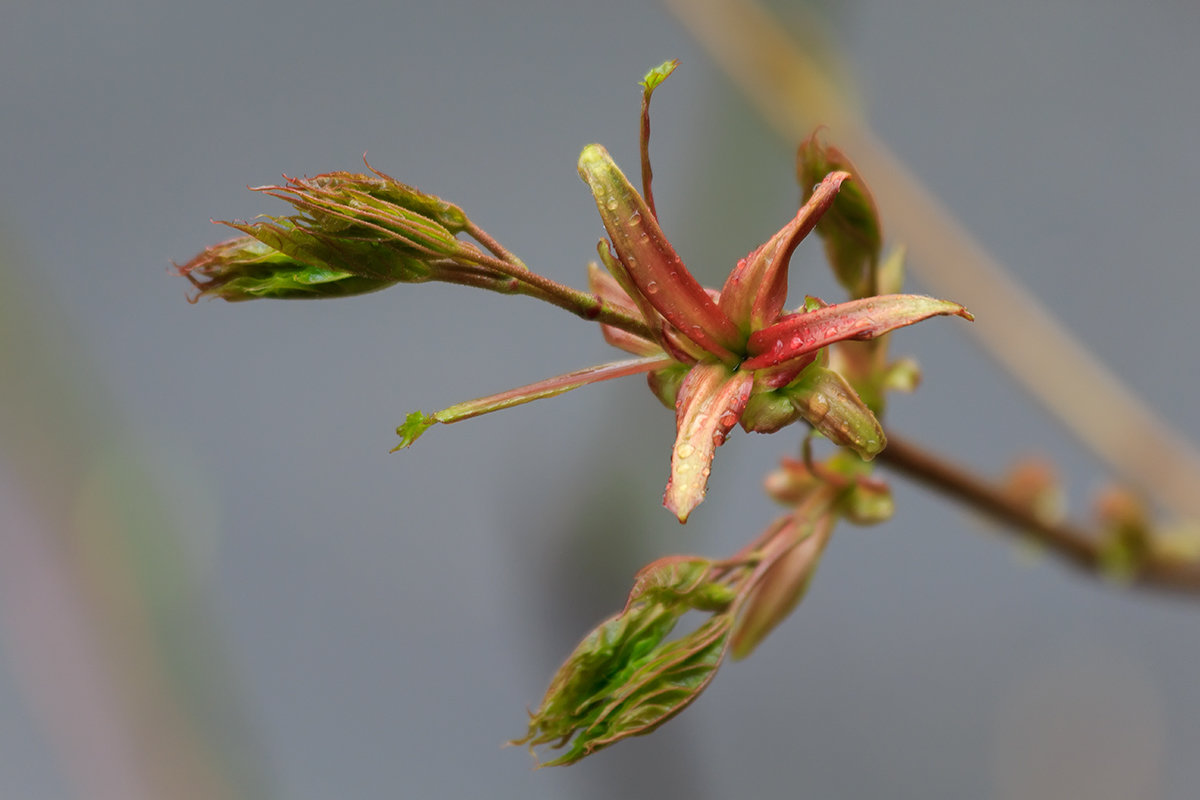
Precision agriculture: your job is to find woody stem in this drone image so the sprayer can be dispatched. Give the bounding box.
[876,431,1200,598]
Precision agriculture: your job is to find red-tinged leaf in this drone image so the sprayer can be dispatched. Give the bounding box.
[663,364,755,523]
[731,510,835,660]
[638,59,679,218]
[718,171,849,332]
[578,144,743,363]
[742,294,973,371]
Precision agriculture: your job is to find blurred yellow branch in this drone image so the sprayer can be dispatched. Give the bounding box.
[665,0,1200,519]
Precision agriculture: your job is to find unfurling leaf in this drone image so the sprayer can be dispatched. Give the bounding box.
[514,558,737,766]
[731,511,835,660]
[797,132,882,297]
[627,556,736,612]
[177,233,423,301]
[392,411,436,450]
[639,59,680,93]
[178,168,479,302]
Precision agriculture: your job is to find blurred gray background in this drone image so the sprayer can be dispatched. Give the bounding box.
[2,0,1198,798]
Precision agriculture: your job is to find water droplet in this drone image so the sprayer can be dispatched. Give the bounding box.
[809,395,830,420]
[719,411,739,428]
[637,231,650,244]
[676,442,696,459]
[790,335,803,350]
[646,280,659,295]
[711,431,726,447]
[701,466,711,478]
[605,196,619,211]
[630,211,642,225]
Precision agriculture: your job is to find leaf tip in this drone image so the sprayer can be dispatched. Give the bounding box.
[393,410,436,450]
[639,59,680,93]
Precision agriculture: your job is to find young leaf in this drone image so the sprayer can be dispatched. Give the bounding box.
[797,132,883,297]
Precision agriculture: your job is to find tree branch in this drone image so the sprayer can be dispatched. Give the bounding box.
[876,432,1200,598]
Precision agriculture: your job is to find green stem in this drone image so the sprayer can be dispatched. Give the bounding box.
[433,257,656,341]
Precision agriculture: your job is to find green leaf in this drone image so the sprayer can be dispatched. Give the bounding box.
[515,602,732,766]
[177,235,411,301]
[392,411,436,450]
[514,553,740,766]
[639,59,679,93]
[627,556,735,612]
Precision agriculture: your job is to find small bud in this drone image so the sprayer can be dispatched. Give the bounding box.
[740,387,805,434]
[763,457,824,506]
[784,365,886,459]
[1095,486,1153,581]
[1004,458,1064,526]
[645,362,690,410]
[839,477,894,524]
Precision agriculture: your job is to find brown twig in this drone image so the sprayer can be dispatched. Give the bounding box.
[877,432,1200,597]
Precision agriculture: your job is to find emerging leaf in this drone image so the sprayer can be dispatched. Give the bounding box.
[179,168,482,302]
[393,411,436,450]
[514,562,736,766]
[731,511,835,660]
[664,364,755,523]
[797,132,882,297]
[627,556,736,612]
[639,59,680,93]
[177,234,419,301]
